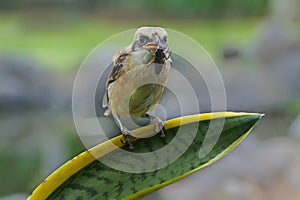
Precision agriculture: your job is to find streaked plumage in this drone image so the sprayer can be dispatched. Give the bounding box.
[102,27,171,149]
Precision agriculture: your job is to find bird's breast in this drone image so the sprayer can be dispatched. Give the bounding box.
[108,61,170,117]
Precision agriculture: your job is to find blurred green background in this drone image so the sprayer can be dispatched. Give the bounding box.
[1,0,300,199]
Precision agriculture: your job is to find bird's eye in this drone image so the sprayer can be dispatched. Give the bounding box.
[139,36,146,45]
[162,36,167,43]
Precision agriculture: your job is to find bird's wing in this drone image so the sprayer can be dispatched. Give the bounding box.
[102,64,123,108]
[102,51,129,108]
[129,83,164,117]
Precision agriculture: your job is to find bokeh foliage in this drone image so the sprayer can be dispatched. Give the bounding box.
[1,0,269,18]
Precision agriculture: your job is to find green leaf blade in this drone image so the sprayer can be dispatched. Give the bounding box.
[45,113,262,200]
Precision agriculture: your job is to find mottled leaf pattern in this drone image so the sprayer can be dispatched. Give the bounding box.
[44,114,261,200]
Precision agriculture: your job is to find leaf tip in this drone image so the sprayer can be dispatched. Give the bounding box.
[260,113,265,119]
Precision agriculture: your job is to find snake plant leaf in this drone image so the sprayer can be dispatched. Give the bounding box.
[28,112,263,200]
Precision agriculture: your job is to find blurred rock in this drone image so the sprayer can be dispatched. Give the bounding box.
[251,17,297,63]
[0,55,72,111]
[290,115,300,137]
[220,17,300,113]
[0,55,75,196]
[222,46,241,60]
[0,193,28,200]
[0,55,52,110]
[158,136,300,200]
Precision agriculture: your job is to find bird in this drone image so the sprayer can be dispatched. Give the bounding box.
[102,27,171,149]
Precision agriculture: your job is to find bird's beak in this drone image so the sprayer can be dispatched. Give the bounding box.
[143,42,169,52]
[143,43,158,51]
[143,36,169,52]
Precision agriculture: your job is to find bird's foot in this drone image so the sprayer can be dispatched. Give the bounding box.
[146,113,165,138]
[155,118,165,138]
[121,129,136,150]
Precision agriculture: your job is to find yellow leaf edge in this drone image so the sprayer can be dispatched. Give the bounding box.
[28,112,263,200]
[124,112,264,199]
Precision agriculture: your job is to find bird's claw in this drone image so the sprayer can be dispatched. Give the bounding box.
[121,129,136,149]
[160,126,166,138]
[146,112,166,138]
[154,118,165,138]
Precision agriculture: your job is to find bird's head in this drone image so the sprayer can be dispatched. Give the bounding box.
[131,27,169,53]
